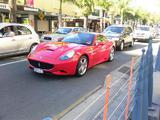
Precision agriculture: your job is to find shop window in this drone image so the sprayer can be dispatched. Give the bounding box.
[17,26,32,35]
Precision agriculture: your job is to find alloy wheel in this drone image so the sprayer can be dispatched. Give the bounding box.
[109,47,115,61]
[77,56,88,76]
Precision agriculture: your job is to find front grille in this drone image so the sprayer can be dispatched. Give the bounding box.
[44,37,52,40]
[29,59,54,70]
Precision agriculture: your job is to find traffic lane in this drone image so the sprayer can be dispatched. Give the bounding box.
[0,54,26,65]
[0,43,147,120]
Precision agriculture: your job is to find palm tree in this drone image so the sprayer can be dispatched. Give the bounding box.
[64,0,95,29]
[116,0,132,24]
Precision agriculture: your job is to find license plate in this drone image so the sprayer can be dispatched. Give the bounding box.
[34,68,44,74]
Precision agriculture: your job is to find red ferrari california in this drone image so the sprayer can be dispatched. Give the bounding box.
[27,32,115,76]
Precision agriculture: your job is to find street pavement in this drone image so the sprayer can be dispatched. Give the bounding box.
[0,41,159,120]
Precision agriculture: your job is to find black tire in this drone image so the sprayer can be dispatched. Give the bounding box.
[108,47,115,62]
[76,56,88,76]
[118,41,124,51]
[129,40,134,47]
[29,44,37,53]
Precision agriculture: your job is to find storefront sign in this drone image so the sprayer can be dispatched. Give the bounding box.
[0,3,10,10]
[24,7,38,12]
[39,11,45,20]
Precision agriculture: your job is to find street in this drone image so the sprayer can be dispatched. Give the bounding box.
[0,41,158,120]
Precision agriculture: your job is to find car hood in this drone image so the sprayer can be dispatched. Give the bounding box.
[134,30,150,34]
[30,42,85,60]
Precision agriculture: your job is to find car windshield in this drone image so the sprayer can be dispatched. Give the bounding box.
[104,26,124,33]
[62,33,95,45]
[137,27,150,31]
[55,28,72,34]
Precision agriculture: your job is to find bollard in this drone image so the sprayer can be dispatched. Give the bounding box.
[103,74,112,120]
[155,45,160,71]
[125,57,135,120]
[147,40,153,107]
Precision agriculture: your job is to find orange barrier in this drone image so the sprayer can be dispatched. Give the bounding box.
[125,57,135,120]
[103,74,112,120]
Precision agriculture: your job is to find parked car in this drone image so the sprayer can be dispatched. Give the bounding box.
[133,25,153,42]
[103,25,134,51]
[41,27,88,42]
[0,23,40,57]
[28,32,115,76]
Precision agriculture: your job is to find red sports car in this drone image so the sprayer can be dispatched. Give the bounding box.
[27,32,115,76]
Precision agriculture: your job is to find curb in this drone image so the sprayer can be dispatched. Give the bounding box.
[53,85,102,120]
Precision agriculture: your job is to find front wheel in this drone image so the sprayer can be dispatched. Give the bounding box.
[118,41,124,51]
[29,44,37,53]
[109,47,115,61]
[76,56,88,76]
[129,40,134,47]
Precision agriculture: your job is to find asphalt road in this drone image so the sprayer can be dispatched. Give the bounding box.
[0,41,159,120]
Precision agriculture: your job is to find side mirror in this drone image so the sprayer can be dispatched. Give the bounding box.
[0,33,3,38]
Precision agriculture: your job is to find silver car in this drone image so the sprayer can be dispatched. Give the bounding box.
[41,27,88,42]
[0,23,40,57]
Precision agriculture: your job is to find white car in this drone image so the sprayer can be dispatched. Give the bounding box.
[133,26,153,42]
[0,23,40,57]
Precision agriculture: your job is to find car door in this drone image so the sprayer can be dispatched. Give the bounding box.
[123,27,133,44]
[127,27,133,42]
[0,26,19,56]
[15,25,33,52]
[93,35,109,64]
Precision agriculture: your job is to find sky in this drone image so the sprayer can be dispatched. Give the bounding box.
[131,0,160,13]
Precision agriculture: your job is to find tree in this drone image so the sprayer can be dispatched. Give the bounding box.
[115,0,132,24]
[9,0,17,23]
[64,0,95,29]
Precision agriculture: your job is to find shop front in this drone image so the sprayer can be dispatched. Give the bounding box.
[0,3,10,22]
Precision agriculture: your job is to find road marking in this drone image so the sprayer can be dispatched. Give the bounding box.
[0,59,27,67]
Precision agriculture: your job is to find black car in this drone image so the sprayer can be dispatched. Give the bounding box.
[103,25,134,51]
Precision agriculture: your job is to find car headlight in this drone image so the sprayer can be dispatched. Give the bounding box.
[60,50,75,60]
[30,45,38,54]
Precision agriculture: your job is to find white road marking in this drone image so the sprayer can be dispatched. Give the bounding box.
[0,59,27,67]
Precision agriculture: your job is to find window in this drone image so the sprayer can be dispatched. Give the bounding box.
[56,28,72,34]
[0,26,15,37]
[96,35,108,43]
[72,28,80,32]
[16,26,32,35]
[125,27,132,34]
[104,26,124,33]
[63,33,95,45]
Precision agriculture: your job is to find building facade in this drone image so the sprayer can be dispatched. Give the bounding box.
[0,0,109,33]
